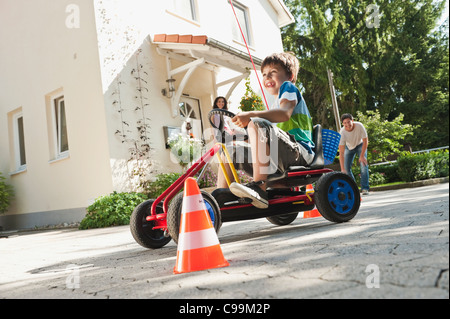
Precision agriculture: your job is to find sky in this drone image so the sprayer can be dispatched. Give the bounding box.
[440,0,449,25]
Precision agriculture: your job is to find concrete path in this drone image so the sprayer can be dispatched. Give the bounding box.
[0,183,448,300]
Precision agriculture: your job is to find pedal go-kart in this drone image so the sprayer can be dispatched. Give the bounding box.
[130,109,361,249]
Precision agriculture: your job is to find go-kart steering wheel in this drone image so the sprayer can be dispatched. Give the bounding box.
[208,109,248,143]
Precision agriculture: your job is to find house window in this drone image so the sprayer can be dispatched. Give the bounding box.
[231,2,252,45]
[10,110,27,172]
[46,91,69,162]
[172,0,197,21]
[53,96,69,156]
[179,102,198,120]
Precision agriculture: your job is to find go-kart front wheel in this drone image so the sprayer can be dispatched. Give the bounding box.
[130,200,172,249]
[314,172,360,223]
[167,190,222,244]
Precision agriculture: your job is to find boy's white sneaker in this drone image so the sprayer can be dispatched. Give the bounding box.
[229,181,269,209]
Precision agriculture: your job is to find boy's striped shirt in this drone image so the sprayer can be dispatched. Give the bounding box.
[275,81,315,154]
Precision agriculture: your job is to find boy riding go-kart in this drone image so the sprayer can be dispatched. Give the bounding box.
[130,52,361,249]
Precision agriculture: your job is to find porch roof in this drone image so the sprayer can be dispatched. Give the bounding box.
[152,34,263,73]
[152,34,264,117]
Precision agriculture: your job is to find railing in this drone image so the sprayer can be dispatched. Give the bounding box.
[371,146,449,166]
[412,146,449,154]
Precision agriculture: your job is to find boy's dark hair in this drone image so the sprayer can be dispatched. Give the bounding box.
[261,52,299,83]
[341,113,354,122]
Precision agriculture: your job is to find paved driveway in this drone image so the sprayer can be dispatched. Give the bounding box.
[0,183,448,300]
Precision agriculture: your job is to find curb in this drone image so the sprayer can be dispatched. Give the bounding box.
[370,176,449,192]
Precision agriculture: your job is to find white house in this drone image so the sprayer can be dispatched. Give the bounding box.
[0,0,294,230]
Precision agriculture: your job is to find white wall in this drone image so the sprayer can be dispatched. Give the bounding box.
[0,0,288,227]
[0,0,113,219]
[93,0,286,184]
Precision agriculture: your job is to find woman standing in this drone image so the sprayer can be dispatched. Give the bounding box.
[212,96,234,136]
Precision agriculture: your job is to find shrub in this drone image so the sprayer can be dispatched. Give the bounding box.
[196,166,253,189]
[397,150,449,182]
[431,150,450,177]
[369,171,387,186]
[147,173,182,199]
[79,192,147,230]
[370,163,401,183]
[237,170,253,184]
[0,172,14,214]
[197,165,217,189]
[147,167,254,196]
[356,110,415,163]
[353,167,386,186]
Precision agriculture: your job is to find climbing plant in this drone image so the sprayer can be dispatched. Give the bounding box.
[111,49,154,193]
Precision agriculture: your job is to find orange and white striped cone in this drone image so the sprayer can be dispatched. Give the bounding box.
[306,183,314,195]
[173,177,229,274]
[301,184,322,219]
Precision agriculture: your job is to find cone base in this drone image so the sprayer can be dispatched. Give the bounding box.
[174,261,230,274]
[303,208,321,218]
[174,244,229,274]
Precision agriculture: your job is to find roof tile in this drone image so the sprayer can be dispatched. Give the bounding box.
[153,34,208,44]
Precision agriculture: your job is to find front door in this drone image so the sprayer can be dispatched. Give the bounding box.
[179,96,203,140]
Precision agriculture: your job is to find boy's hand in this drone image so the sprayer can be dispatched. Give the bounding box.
[232,112,252,128]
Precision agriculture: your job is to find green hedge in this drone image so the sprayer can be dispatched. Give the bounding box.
[352,150,448,185]
[370,163,401,183]
[146,173,182,199]
[79,192,147,230]
[397,150,449,182]
[353,168,388,187]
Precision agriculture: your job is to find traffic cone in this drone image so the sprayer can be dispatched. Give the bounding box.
[306,183,314,195]
[173,177,229,274]
[302,184,322,218]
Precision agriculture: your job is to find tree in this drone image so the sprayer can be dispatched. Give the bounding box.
[282,0,338,128]
[282,0,448,149]
[395,18,449,149]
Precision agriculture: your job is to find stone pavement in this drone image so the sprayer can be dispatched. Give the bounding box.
[0,183,448,300]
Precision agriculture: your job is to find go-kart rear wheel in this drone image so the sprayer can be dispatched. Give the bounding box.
[167,190,222,244]
[130,200,172,249]
[314,172,360,223]
[266,213,299,226]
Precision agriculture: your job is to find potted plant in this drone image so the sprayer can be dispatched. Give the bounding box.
[239,77,266,112]
[167,133,203,172]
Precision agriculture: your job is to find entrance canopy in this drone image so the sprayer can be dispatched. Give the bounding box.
[152,34,263,117]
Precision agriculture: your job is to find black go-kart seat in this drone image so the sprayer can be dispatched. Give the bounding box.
[286,124,324,171]
[266,124,325,187]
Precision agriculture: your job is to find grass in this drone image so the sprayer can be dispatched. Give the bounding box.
[374,181,405,188]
